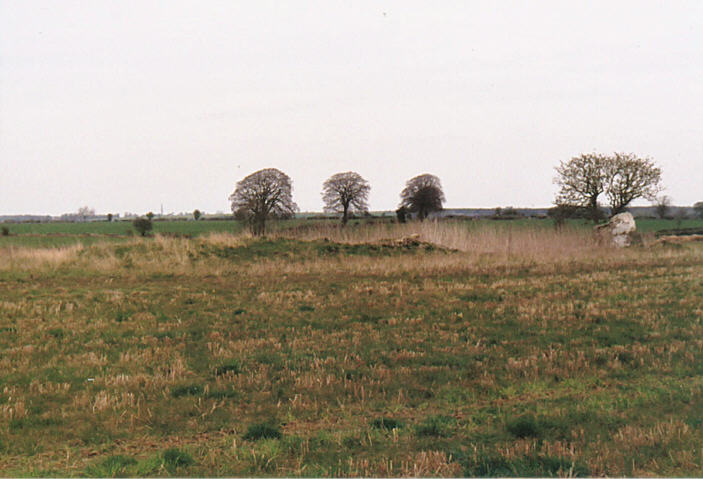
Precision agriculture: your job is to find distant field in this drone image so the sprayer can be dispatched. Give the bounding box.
[0,223,702,476]
[1,217,701,248]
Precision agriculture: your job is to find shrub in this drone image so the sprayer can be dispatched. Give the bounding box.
[1,226,9,236]
[243,422,282,441]
[132,218,153,236]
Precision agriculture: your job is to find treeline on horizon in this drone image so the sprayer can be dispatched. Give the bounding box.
[3,152,703,234]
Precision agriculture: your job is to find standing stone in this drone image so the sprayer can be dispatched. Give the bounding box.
[595,212,637,247]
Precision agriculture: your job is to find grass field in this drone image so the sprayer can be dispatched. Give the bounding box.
[2,216,702,249]
[1,221,702,476]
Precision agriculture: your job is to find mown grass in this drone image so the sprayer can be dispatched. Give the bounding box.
[0,223,702,476]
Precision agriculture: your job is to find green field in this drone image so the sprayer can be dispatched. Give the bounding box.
[2,216,702,249]
[1,222,702,476]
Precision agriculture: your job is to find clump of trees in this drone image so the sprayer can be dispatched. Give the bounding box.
[229,168,298,236]
[554,152,662,222]
[321,171,370,225]
[398,174,445,221]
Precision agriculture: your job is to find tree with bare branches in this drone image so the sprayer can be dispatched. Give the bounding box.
[229,168,298,235]
[553,153,608,223]
[322,172,370,225]
[554,152,662,221]
[653,195,671,219]
[399,174,445,221]
[604,152,662,216]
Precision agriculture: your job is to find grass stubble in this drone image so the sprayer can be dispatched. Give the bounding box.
[0,221,702,476]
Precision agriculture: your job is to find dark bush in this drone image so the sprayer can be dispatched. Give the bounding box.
[243,422,282,441]
[132,218,153,236]
[395,206,408,223]
[506,415,541,438]
[1,226,9,236]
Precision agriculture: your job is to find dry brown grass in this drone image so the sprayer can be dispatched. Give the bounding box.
[0,244,83,270]
[278,220,601,257]
[1,222,684,277]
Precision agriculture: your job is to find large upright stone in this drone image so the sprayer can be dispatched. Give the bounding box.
[596,212,637,247]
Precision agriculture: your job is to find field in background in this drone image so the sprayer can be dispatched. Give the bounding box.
[1,216,703,249]
[1,223,702,476]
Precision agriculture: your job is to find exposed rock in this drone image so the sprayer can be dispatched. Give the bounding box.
[595,212,637,247]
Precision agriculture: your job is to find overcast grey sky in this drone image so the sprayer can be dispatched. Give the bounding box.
[1,1,701,215]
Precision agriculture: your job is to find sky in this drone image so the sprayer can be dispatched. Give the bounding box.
[1,0,702,216]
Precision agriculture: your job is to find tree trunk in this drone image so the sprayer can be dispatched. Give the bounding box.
[589,196,600,224]
[342,204,349,226]
[252,214,266,236]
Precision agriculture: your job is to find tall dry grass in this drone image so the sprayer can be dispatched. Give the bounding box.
[0,221,696,275]
[277,221,603,260]
[0,244,84,271]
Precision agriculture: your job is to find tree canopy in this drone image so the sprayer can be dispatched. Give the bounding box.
[399,174,445,221]
[554,153,608,223]
[229,168,298,235]
[554,152,662,221]
[322,171,370,225]
[604,153,662,215]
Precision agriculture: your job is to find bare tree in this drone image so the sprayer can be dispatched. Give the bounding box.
[399,174,445,221]
[554,153,608,223]
[555,152,663,220]
[229,168,298,235]
[77,206,96,222]
[605,152,662,215]
[653,195,671,219]
[322,172,370,226]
